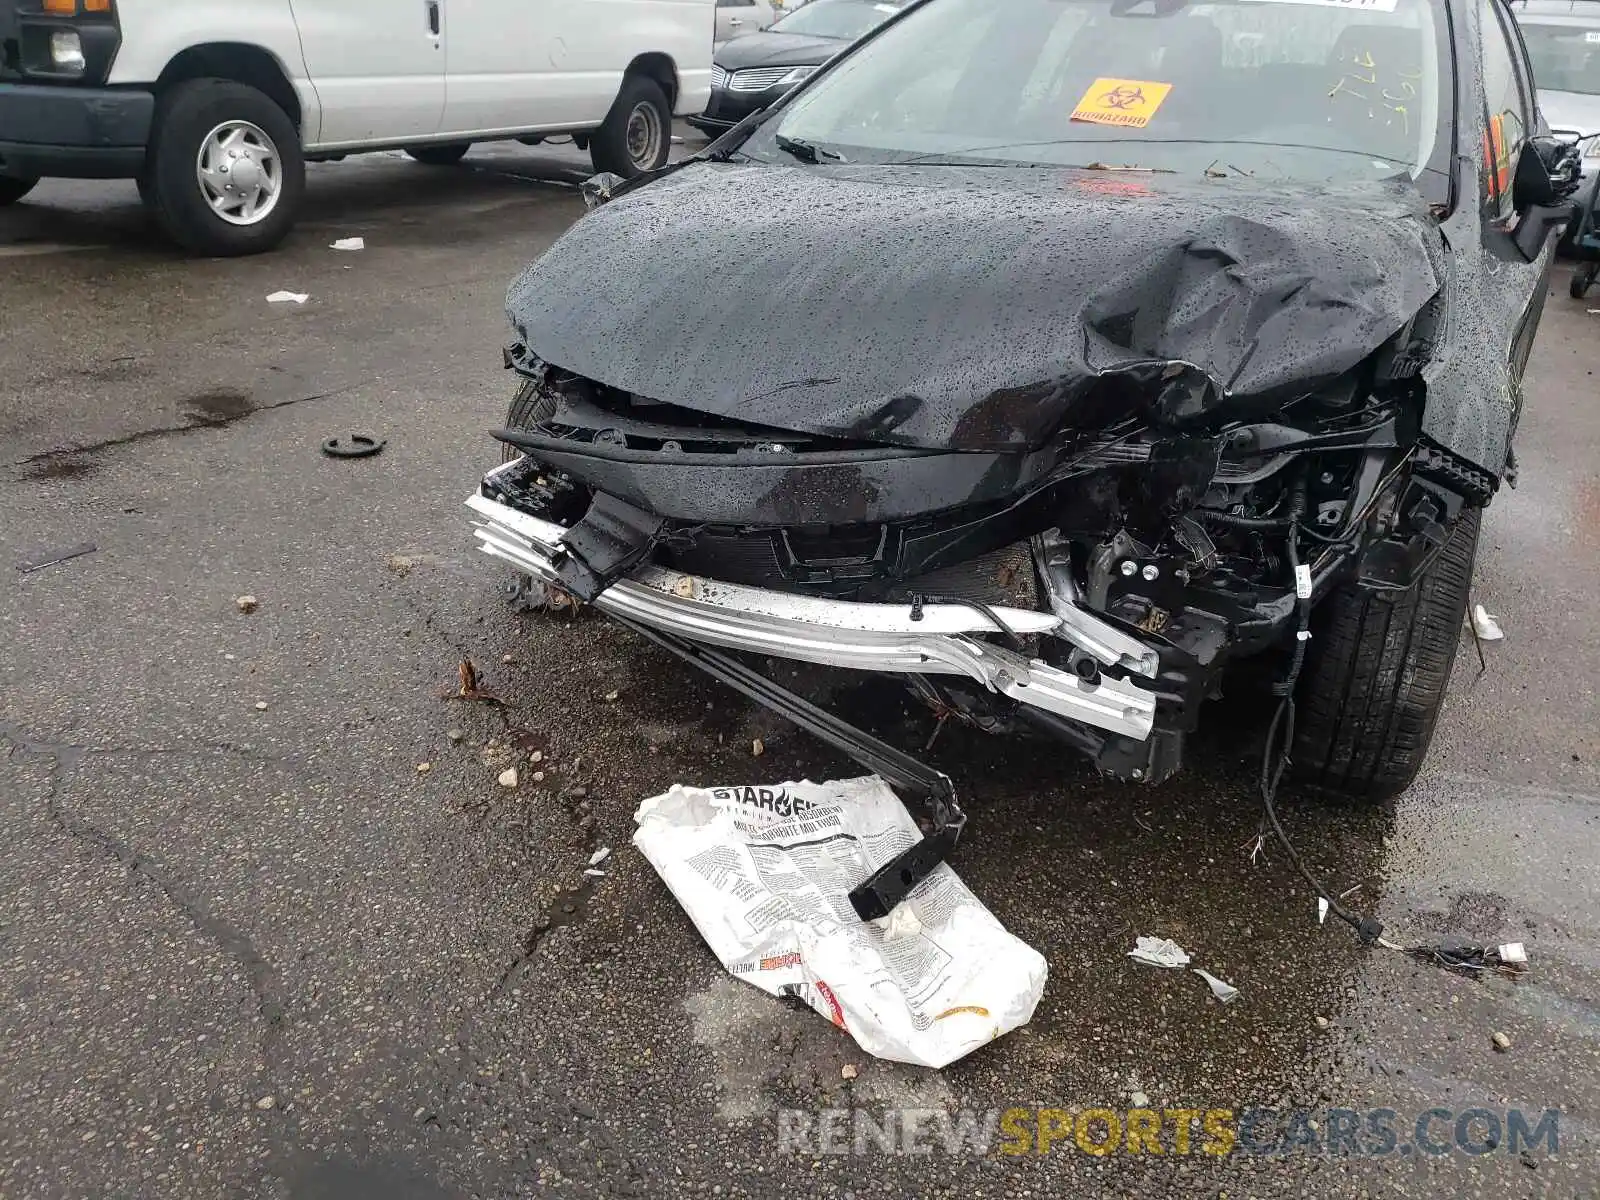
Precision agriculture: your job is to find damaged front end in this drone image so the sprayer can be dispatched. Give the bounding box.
[469,325,1491,914]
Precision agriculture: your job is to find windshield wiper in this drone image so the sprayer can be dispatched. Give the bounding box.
[775,134,844,164]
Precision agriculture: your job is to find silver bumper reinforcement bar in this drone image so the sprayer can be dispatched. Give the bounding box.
[467,492,1157,742]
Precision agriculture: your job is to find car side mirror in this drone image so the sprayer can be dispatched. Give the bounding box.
[1512,201,1576,261]
[1510,140,1576,261]
[1514,138,1562,210]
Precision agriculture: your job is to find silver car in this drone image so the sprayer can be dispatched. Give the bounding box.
[1510,0,1600,247]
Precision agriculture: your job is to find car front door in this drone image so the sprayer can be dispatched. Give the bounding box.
[287,0,445,145]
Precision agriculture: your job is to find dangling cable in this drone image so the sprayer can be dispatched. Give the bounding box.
[1253,489,1528,975]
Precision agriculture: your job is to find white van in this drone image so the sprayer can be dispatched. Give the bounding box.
[0,0,715,255]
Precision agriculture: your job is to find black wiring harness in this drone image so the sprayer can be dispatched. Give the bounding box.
[1254,501,1528,979]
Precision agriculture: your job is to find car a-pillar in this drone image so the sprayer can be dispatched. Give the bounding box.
[140,44,306,257]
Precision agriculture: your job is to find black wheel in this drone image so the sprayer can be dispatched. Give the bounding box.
[0,175,38,206]
[501,377,556,463]
[1570,265,1595,300]
[589,75,672,177]
[144,78,304,256]
[1291,506,1482,802]
[406,143,471,166]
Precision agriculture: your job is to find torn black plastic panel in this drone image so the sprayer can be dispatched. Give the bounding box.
[546,492,665,602]
[495,426,1056,525]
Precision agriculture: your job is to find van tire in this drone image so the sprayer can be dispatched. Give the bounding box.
[0,176,38,205]
[407,143,471,166]
[589,75,672,177]
[144,79,304,256]
[1290,506,1482,803]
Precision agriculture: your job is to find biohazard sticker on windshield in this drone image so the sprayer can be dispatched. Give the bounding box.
[1070,78,1173,129]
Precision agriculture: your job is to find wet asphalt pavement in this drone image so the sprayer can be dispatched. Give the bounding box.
[2,135,1598,1199]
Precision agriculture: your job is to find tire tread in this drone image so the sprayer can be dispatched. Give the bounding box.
[1292,506,1481,801]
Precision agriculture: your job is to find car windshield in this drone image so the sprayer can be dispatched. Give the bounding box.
[771,0,907,40]
[762,0,1446,185]
[1520,21,1600,95]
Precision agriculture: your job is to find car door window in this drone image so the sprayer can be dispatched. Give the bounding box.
[1482,0,1532,220]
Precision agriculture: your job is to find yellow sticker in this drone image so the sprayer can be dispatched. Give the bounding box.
[1070,77,1173,129]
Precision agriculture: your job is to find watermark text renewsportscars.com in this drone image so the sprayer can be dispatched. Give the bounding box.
[776,1106,1561,1159]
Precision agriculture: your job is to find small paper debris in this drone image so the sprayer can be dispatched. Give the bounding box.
[604,690,619,702]
[329,237,365,251]
[1130,1090,1150,1108]
[255,1095,275,1111]
[1128,936,1191,968]
[235,594,259,613]
[416,762,431,774]
[1193,968,1240,1004]
[841,1063,859,1080]
[529,750,543,763]
[266,291,309,304]
[1316,1015,1330,1029]
[1492,1030,1512,1052]
[532,771,545,782]
[583,868,607,878]
[498,767,519,788]
[447,729,464,743]
[501,654,514,664]
[751,737,765,757]
[1318,896,1330,925]
[589,847,611,867]
[1471,604,1504,640]
[254,702,269,711]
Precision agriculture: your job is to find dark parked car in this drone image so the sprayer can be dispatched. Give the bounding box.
[690,0,910,134]
[473,0,1568,916]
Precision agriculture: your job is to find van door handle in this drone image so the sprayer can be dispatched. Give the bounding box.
[426,0,440,36]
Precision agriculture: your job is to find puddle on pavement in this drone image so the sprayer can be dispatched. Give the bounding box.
[16,387,258,482]
[183,387,255,425]
[286,1155,454,1200]
[20,456,102,482]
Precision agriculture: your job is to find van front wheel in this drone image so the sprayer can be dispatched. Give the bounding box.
[144,79,305,256]
[590,75,672,177]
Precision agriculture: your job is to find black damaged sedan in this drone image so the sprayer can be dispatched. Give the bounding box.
[472,0,1571,916]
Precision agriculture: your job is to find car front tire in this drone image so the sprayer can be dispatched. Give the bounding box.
[144,79,305,256]
[0,175,38,206]
[590,75,672,177]
[500,377,556,463]
[1291,506,1482,803]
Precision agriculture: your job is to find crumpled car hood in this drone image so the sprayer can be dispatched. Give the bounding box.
[506,161,1445,452]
